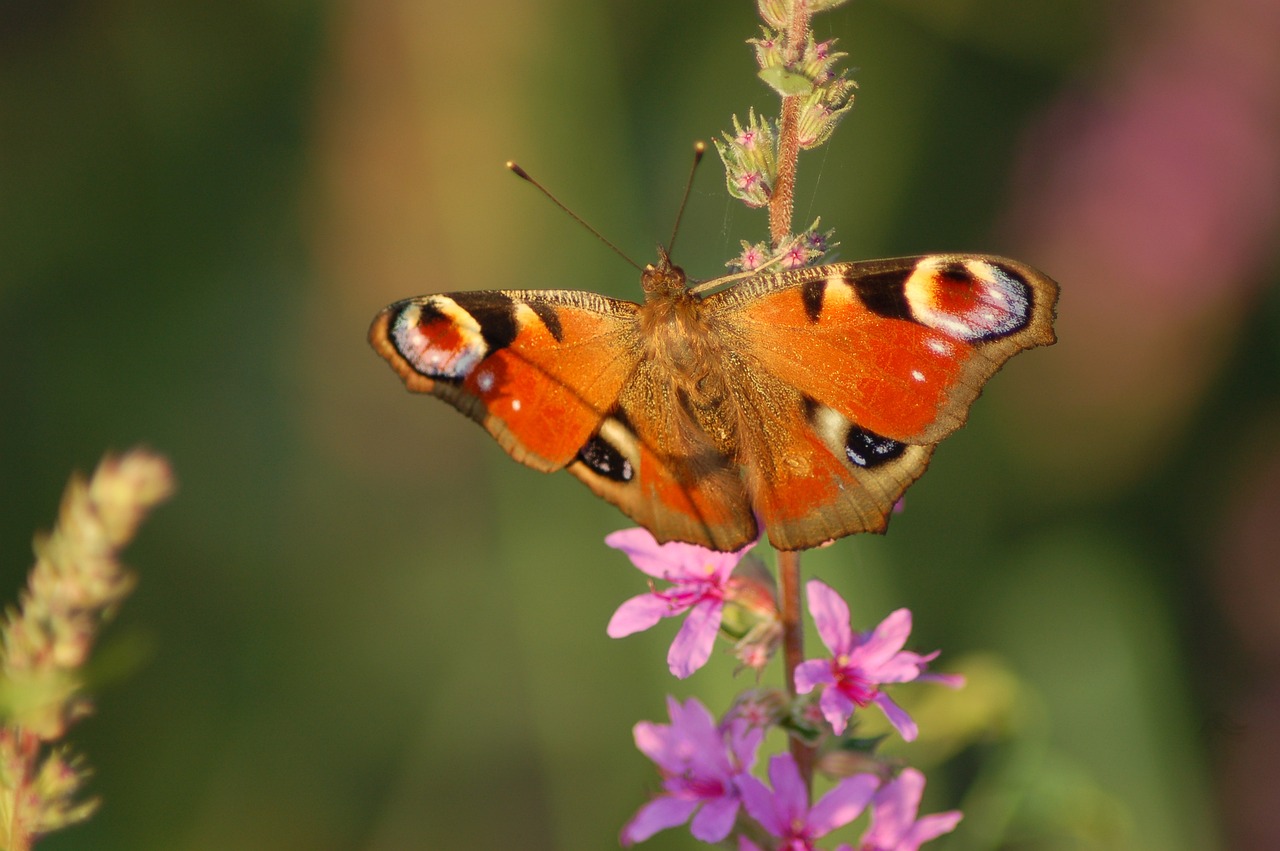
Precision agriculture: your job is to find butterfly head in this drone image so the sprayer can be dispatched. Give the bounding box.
[640,246,690,303]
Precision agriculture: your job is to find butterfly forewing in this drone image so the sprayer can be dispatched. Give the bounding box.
[706,255,1057,445]
[369,289,643,471]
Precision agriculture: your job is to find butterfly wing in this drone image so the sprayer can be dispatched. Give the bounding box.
[706,254,1058,550]
[369,289,643,472]
[369,289,758,550]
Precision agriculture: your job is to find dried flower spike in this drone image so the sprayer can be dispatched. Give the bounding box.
[0,449,174,850]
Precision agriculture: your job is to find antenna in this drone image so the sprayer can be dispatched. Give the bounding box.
[666,141,706,257]
[506,162,642,271]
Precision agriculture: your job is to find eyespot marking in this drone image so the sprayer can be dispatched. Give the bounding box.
[904,257,1032,342]
[576,419,635,483]
[845,425,907,469]
[391,298,488,381]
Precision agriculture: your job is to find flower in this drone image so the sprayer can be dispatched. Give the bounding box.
[715,109,777,209]
[794,581,946,740]
[621,696,763,846]
[855,768,962,851]
[730,240,771,272]
[739,753,879,850]
[606,528,756,678]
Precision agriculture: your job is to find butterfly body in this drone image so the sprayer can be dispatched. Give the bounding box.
[370,252,1057,551]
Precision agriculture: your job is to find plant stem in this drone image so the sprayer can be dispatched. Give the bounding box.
[768,0,812,246]
[777,549,812,787]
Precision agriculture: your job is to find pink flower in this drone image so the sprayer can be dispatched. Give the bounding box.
[739,753,879,850]
[794,581,944,740]
[781,243,810,269]
[606,528,755,678]
[620,696,763,846]
[735,241,768,271]
[854,768,962,851]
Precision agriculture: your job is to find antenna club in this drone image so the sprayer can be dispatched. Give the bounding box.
[506,161,531,181]
[693,141,706,160]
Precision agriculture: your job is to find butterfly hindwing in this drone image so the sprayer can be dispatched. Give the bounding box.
[566,388,758,551]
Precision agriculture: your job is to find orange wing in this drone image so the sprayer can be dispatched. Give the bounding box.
[707,255,1058,549]
[369,289,758,550]
[369,289,643,471]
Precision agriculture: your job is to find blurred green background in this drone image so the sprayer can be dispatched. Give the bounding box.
[3,0,1278,848]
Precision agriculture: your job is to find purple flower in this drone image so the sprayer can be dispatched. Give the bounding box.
[620,696,763,846]
[739,753,879,850]
[855,768,962,851]
[606,528,755,678]
[794,581,942,740]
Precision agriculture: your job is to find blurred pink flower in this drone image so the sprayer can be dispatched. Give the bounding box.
[738,753,878,850]
[606,528,755,678]
[620,696,763,846]
[854,768,962,851]
[795,581,945,740]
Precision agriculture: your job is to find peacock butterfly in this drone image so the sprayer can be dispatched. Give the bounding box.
[369,250,1057,551]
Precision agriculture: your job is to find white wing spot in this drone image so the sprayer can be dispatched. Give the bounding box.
[476,370,495,393]
[511,399,522,412]
[911,369,926,382]
[926,337,955,357]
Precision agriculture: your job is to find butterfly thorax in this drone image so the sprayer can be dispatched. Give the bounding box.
[636,252,739,457]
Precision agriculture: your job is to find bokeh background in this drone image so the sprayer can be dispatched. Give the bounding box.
[3,0,1278,848]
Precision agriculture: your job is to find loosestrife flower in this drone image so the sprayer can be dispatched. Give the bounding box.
[794,581,950,740]
[738,753,878,851]
[855,768,962,851]
[621,696,763,846]
[606,528,757,678]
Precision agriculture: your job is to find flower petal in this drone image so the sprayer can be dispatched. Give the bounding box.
[727,721,765,772]
[819,684,856,735]
[738,773,784,836]
[854,608,913,669]
[864,767,923,842]
[765,753,809,825]
[608,593,676,637]
[619,796,700,845]
[667,597,724,679]
[808,772,879,837]
[806,580,853,655]
[632,720,674,766]
[902,810,964,849]
[794,658,834,694]
[690,795,740,843]
[872,691,918,741]
[607,528,744,579]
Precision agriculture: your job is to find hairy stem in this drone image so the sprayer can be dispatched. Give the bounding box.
[777,548,812,787]
[768,0,812,246]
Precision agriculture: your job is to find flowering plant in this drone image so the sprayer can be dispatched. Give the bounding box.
[606,2,966,847]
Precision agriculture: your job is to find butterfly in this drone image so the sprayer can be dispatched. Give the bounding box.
[369,251,1057,552]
